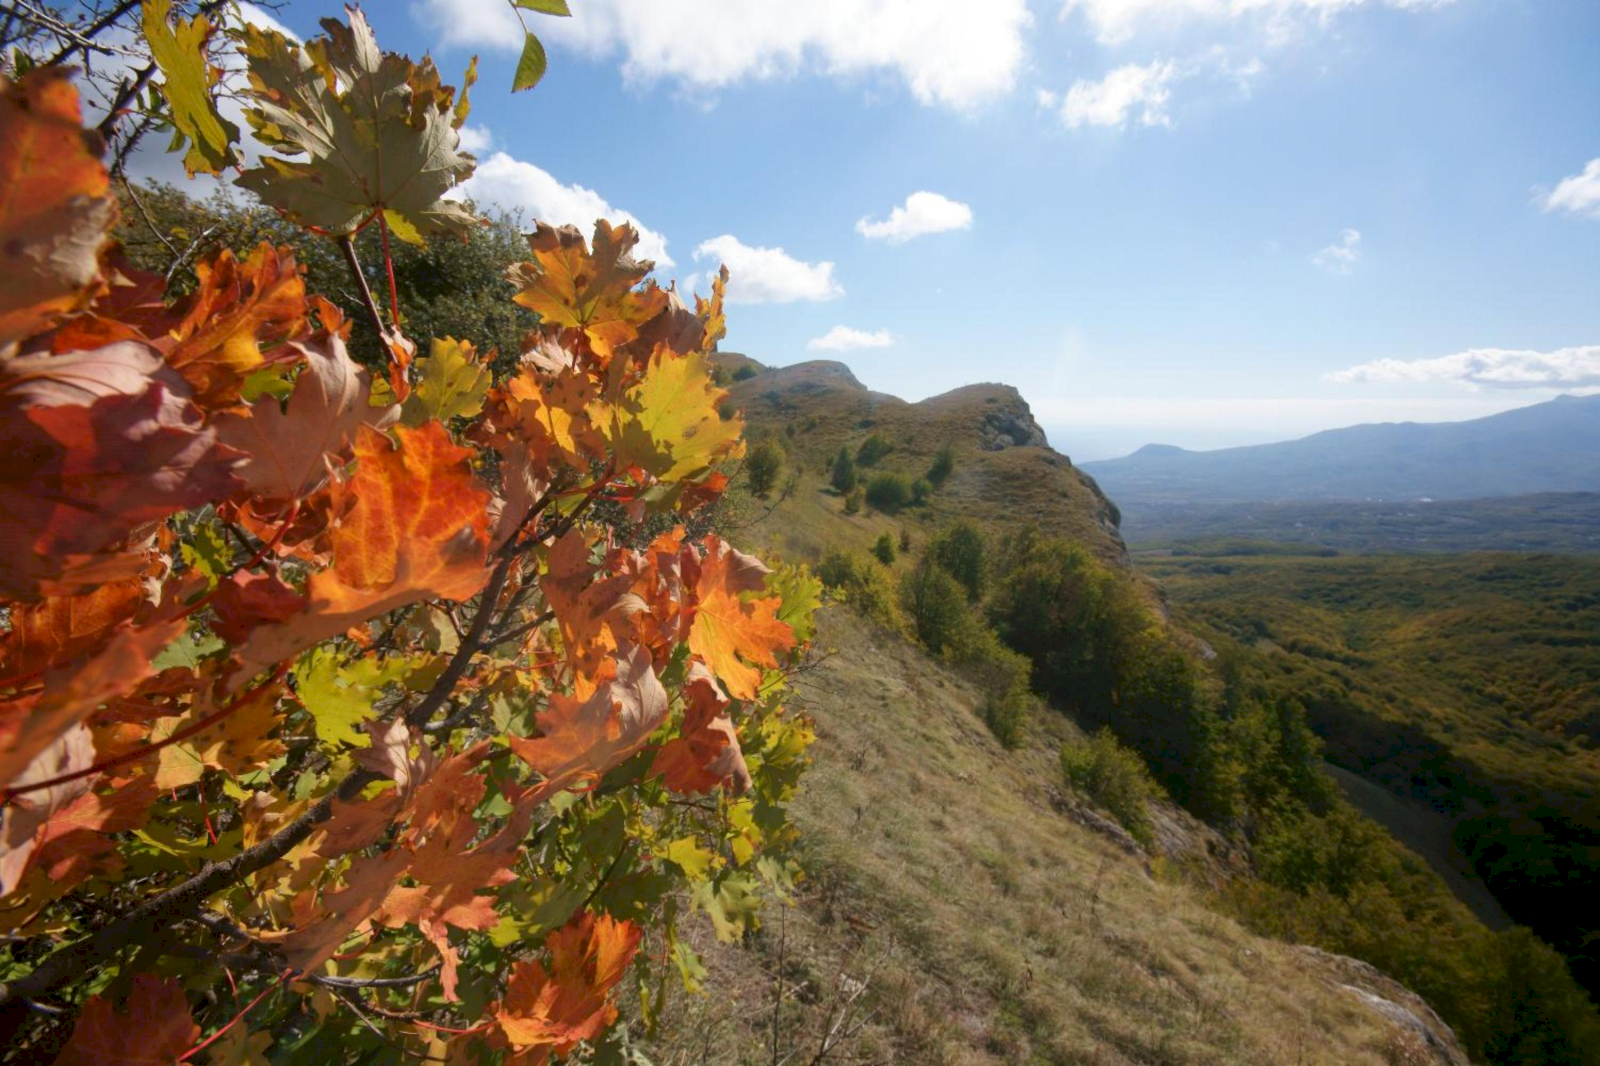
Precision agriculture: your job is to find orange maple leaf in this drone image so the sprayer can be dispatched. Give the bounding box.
[508,221,667,362]
[0,70,117,352]
[162,243,309,406]
[52,973,199,1066]
[493,911,643,1062]
[540,530,639,682]
[651,660,751,796]
[507,645,667,791]
[233,421,491,679]
[686,537,795,701]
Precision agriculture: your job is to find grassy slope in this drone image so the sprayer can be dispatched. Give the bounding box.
[636,360,1464,1065]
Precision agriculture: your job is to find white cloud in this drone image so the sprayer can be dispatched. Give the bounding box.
[412,0,1030,110]
[1060,0,1456,46]
[456,125,494,155]
[1328,346,1600,389]
[456,152,673,267]
[692,236,842,304]
[1312,228,1361,274]
[1056,60,1177,128]
[856,192,973,243]
[808,326,895,351]
[1540,159,1600,220]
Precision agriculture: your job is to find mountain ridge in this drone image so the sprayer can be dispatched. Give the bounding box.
[1081,393,1600,508]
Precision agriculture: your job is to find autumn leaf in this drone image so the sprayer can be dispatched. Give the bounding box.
[142,0,240,176]
[214,333,390,502]
[687,537,795,701]
[401,336,490,425]
[0,580,146,681]
[234,7,478,242]
[614,348,744,483]
[651,661,751,796]
[209,571,307,646]
[293,649,419,750]
[507,645,667,790]
[494,911,642,1058]
[0,69,117,352]
[0,617,184,793]
[508,221,667,360]
[150,683,287,790]
[540,530,638,680]
[0,725,94,896]
[234,422,491,679]
[0,375,244,598]
[52,973,199,1066]
[163,244,308,405]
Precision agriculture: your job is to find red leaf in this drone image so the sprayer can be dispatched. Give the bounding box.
[52,973,199,1066]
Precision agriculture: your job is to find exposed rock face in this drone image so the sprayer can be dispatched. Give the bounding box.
[1293,946,1471,1066]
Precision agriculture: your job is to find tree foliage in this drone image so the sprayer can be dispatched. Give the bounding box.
[0,11,818,1063]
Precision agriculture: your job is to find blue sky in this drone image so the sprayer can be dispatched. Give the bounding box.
[217,1,1599,459]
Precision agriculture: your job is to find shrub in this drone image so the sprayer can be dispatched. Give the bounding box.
[899,559,972,656]
[732,363,759,381]
[1060,730,1158,847]
[843,487,863,515]
[930,520,986,601]
[873,533,896,565]
[830,446,858,493]
[899,529,912,552]
[745,438,784,497]
[818,550,901,630]
[864,471,911,513]
[856,433,892,466]
[911,477,933,505]
[926,443,955,487]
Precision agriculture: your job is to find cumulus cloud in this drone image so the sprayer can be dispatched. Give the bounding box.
[1312,228,1362,274]
[1056,61,1177,128]
[692,236,842,304]
[807,326,895,351]
[456,125,494,155]
[1328,346,1600,389]
[413,0,1030,110]
[1540,159,1600,220]
[856,192,973,243]
[456,152,673,266]
[1060,0,1456,46]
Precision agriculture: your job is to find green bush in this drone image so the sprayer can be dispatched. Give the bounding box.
[873,533,896,565]
[830,446,857,493]
[864,472,911,513]
[899,559,972,656]
[732,363,759,381]
[745,438,784,497]
[898,529,912,552]
[930,520,987,601]
[1060,729,1158,847]
[856,433,892,466]
[818,550,900,630]
[842,487,863,515]
[911,477,933,505]
[926,443,955,487]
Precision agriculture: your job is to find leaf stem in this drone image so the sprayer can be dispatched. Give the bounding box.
[374,209,402,330]
[336,233,394,348]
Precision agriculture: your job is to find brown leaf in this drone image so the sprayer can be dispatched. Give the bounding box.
[52,973,198,1066]
[209,571,307,646]
[0,70,116,353]
[507,644,667,791]
[0,724,94,896]
[214,333,389,502]
[651,661,750,797]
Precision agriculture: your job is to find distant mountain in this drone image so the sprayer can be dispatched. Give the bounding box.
[1080,394,1600,509]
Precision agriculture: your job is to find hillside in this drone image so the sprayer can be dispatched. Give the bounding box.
[715,355,1127,566]
[1138,551,1600,994]
[1080,394,1600,512]
[641,356,1531,1064]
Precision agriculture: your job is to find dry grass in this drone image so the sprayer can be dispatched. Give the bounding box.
[634,608,1422,1065]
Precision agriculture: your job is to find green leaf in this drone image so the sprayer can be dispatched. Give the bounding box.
[516,0,573,16]
[668,930,707,993]
[768,564,823,646]
[656,836,716,882]
[513,31,549,92]
[691,874,762,942]
[293,648,417,749]
[151,625,226,673]
[141,0,240,176]
[235,9,478,240]
[180,522,234,586]
[400,337,490,425]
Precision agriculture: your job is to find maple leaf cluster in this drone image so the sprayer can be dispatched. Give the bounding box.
[0,8,817,1062]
